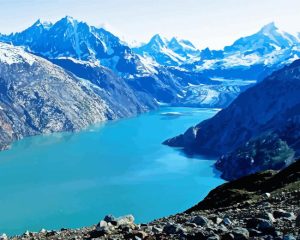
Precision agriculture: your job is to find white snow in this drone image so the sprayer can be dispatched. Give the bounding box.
[0,42,36,66]
[57,56,101,67]
[137,55,159,74]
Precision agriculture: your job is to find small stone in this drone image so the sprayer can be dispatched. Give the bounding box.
[103,214,117,223]
[283,235,296,240]
[263,193,271,198]
[223,217,232,226]
[215,217,223,225]
[152,226,163,233]
[116,214,135,226]
[40,228,47,234]
[258,220,273,231]
[273,210,295,220]
[135,231,148,239]
[163,223,185,235]
[232,227,249,240]
[219,224,228,232]
[246,218,273,231]
[98,220,108,228]
[0,234,7,240]
[95,221,111,235]
[258,212,276,223]
[190,215,210,226]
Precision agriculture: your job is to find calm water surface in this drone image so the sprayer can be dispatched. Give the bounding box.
[0,107,224,235]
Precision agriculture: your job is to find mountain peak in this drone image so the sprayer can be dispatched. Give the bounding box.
[149,34,167,47]
[260,22,278,34]
[56,16,79,27]
[31,19,52,29]
[64,15,75,22]
[169,36,179,43]
[33,19,42,25]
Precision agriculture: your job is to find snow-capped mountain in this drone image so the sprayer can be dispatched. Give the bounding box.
[133,34,200,66]
[0,16,150,75]
[193,23,300,80]
[2,18,297,109]
[1,18,231,106]
[225,22,299,53]
[0,17,189,103]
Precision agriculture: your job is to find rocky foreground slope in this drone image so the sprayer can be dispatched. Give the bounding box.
[5,159,300,240]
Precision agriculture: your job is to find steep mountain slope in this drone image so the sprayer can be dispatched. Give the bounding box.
[165,59,300,180]
[51,57,156,115]
[0,17,145,75]
[0,42,147,150]
[189,23,300,81]
[133,35,199,66]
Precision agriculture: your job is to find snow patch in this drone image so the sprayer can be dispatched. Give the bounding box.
[0,42,36,66]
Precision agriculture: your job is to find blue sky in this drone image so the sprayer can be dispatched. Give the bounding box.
[0,0,299,49]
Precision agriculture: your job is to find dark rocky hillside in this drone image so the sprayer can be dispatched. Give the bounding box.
[164,59,300,180]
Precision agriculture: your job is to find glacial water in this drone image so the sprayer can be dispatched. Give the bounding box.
[0,107,224,235]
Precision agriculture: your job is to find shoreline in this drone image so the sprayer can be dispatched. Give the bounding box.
[4,160,300,239]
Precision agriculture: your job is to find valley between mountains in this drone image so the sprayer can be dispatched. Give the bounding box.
[0,16,300,239]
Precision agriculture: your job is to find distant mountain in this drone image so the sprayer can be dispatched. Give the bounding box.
[164,59,300,180]
[225,22,299,53]
[133,34,200,66]
[2,18,297,110]
[192,23,300,81]
[133,23,300,82]
[0,42,154,150]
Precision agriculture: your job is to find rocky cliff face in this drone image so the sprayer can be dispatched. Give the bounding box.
[165,59,300,180]
[0,42,149,150]
[51,58,156,116]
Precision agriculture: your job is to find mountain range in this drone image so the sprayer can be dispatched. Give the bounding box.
[2,18,299,110]
[135,22,300,81]
[0,17,300,174]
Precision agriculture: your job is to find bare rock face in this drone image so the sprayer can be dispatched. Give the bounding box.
[0,42,115,149]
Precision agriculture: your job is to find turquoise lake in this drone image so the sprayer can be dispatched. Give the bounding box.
[0,107,224,235]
